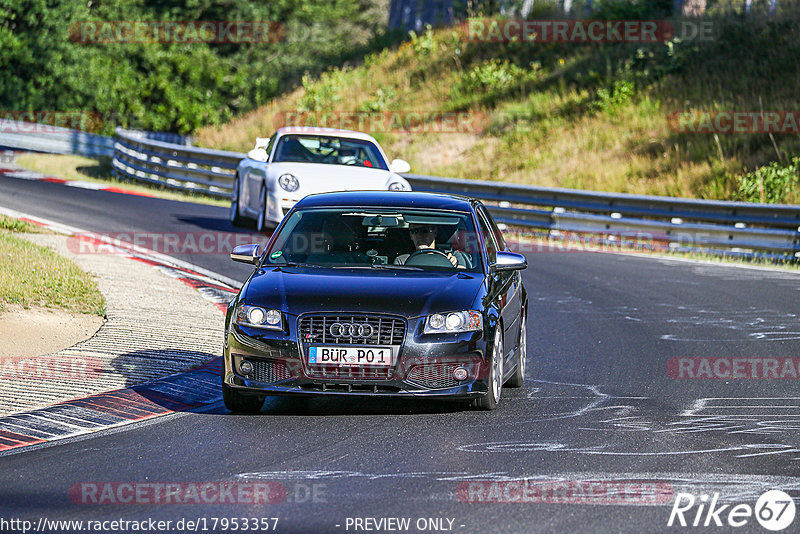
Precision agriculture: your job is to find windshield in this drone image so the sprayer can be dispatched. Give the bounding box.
[264,208,483,273]
[272,135,388,170]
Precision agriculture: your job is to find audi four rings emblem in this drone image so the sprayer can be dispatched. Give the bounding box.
[329,322,374,338]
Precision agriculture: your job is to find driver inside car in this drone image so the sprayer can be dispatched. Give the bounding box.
[394,224,471,269]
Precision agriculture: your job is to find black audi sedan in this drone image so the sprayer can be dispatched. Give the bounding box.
[222,191,528,412]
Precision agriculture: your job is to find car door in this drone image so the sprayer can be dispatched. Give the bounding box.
[475,206,517,369]
[483,205,523,348]
[245,135,275,215]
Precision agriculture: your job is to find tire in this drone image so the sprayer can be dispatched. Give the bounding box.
[222,383,264,413]
[256,183,269,233]
[506,311,526,388]
[229,174,245,226]
[476,328,504,410]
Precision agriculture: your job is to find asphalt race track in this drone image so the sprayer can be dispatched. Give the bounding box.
[1,175,799,533]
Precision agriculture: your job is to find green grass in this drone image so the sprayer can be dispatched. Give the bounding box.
[0,215,43,234]
[15,154,229,207]
[196,9,800,204]
[0,224,106,316]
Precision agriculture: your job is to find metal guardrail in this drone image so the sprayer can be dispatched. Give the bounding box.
[405,174,800,256]
[112,128,244,198]
[0,120,115,158]
[0,121,190,159]
[55,128,800,259]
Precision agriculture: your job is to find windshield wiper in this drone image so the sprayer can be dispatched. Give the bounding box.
[273,262,424,271]
[368,264,424,271]
[270,262,321,269]
[327,264,422,271]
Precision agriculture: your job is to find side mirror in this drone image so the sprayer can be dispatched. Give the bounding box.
[247,148,268,162]
[490,251,527,272]
[231,244,261,265]
[389,158,411,173]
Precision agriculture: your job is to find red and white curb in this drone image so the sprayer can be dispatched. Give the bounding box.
[0,167,154,197]
[0,208,240,454]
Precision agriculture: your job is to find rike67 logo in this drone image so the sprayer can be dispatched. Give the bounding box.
[668,490,796,531]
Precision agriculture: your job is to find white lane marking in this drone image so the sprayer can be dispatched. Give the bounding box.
[0,170,47,180]
[65,180,105,190]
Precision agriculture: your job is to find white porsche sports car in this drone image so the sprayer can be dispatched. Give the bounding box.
[230,127,412,230]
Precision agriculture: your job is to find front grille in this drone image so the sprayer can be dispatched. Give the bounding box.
[299,314,405,381]
[249,359,290,383]
[300,383,401,394]
[406,364,461,390]
[304,365,393,380]
[298,315,405,345]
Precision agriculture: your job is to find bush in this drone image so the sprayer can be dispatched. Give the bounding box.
[409,24,437,56]
[594,79,635,115]
[298,69,348,112]
[0,0,391,134]
[358,87,397,112]
[737,157,800,204]
[453,59,526,97]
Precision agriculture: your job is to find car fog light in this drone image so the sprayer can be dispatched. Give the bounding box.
[240,360,254,375]
[453,367,468,381]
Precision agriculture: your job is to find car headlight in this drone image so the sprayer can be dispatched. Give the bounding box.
[278,173,299,192]
[388,182,407,191]
[424,310,482,334]
[235,305,282,329]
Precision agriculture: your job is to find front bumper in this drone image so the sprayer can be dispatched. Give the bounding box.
[265,192,299,224]
[223,316,490,399]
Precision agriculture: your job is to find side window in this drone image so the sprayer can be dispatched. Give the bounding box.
[479,205,506,250]
[266,135,276,161]
[476,210,497,265]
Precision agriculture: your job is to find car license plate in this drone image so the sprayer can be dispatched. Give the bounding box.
[308,346,394,367]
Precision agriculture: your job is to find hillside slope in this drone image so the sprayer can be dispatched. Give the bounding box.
[196,10,800,203]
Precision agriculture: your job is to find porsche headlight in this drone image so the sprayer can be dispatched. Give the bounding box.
[236,305,282,329]
[278,173,299,192]
[388,181,407,191]
[424,311,482,334]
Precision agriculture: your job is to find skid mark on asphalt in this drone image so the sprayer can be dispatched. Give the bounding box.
[459,380,800,461]
[235,469,800,504]
[533,289,800,341]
